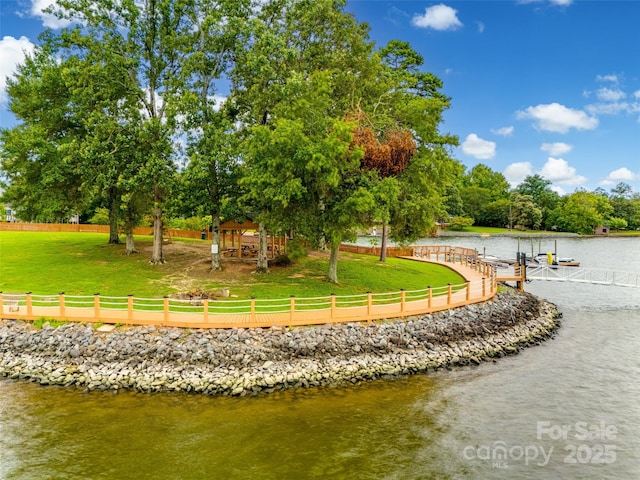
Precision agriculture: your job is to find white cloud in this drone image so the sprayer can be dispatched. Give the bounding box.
[30,0,73,29]
[491,126,514,137]
[596,74,619,83]
[516,102,598,133]
[0,36,36,103]
[461,133,496,159]
[541,142,572,156]
[634,90,640,100]
[412,4,463,31]
[586,101,640,116]
[518,0,573,7]
[504,162,533,188]
[599,167,640,186]
[476,21,485,33]
[538,157,587,186]
[596,87,626,102]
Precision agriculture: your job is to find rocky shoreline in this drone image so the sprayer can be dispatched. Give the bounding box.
[0,288,561,396]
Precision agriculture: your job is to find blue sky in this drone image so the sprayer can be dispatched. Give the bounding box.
[1,1,640,195]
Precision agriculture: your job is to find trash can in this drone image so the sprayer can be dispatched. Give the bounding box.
[201,230,207,240]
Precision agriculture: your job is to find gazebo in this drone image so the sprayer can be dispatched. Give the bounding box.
[219,218,285,259]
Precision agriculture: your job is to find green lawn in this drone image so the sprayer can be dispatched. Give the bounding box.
[0,231,464,300]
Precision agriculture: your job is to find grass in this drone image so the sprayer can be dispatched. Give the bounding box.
[452,226,571,235]
[0,231,464,300]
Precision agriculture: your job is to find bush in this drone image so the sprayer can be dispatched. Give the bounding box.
[268,254,292,267]
[448,216,474,231]
[88,207,110,225]
[286,237,308,261]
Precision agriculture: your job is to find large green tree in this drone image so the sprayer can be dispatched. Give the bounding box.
[548,190,614,234]
[0,48,88,223]
[175,0,250,270]
[48,0,187,264]
[232,0,375,278]
[515,174,560,229]
[352,40,460,261]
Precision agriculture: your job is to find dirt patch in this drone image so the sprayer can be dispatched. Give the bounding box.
[137,240,262,294]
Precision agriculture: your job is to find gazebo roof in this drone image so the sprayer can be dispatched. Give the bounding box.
[220,218,258,231]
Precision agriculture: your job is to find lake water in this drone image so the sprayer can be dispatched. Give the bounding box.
[1,236,639,479]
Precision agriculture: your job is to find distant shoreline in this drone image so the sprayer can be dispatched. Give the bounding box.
[0,288,561,396]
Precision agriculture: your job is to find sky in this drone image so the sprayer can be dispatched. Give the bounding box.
[1,0,640,195]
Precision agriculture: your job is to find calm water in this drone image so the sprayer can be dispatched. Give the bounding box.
[1,236,639,479]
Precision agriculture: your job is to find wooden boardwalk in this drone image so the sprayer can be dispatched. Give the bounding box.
[0,251,498,329]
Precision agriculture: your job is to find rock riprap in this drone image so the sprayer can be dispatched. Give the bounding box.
[0,288,561,396]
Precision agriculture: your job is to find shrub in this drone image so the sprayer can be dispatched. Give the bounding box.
[268,254,292,267]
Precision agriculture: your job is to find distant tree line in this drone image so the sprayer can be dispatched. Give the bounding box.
[444,164,640,235]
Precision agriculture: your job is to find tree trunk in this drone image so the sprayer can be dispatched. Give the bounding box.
[150,187,164,264]
[327,241,339,284]
[125,231,138,255]
[255,221,270,274]
[124,210,138,255]
[379,223,388,262]
[210,214,222,271]
[108,188,120,244]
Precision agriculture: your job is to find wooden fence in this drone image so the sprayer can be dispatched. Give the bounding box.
[0,243,497,329]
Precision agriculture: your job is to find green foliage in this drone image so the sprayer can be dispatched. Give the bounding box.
[447,216,474,231]
[548,190,614,234]
[167,216,206,231]
[285,237,308,262]
[88,208,110,225]
[608,217,628,231]
[32,318,68,329]
[268,255,292,267]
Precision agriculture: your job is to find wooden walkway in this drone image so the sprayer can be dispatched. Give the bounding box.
[0,252,498,329]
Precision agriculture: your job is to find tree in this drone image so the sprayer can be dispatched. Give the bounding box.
[551,190,614,234]
[510,192,542,230]
[232,0,375,279]
[515,174,560,228]
[49,0,187,264]
[460,164,510,226]
[241,71,371,282]
[176,0,249,270]
[350,39,460,261]
[464,164,510,200]
[608,182,640,230]
[0,48,89,224]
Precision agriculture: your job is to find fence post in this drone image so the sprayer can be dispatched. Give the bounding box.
[203,299,209,323]
[330,294,336,319]
[289,296,295,323]
[482,278,486,297]
[250,297,256,323]
[128,294,134,321]
[466,282,470,301]
[59,292,65,318]
[428,286,432,309]
[163,296,169,324]
[367,292,372,316]
[94,294,100,320]
[0,292,3,315]
[26,292,33,317]
[400,289,406,314]
[447,284,452,305]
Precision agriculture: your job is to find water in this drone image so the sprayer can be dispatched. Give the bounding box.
[1,236,639,479]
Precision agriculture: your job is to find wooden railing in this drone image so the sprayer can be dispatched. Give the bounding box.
[0,275,495,329]
[0,232,498,328]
